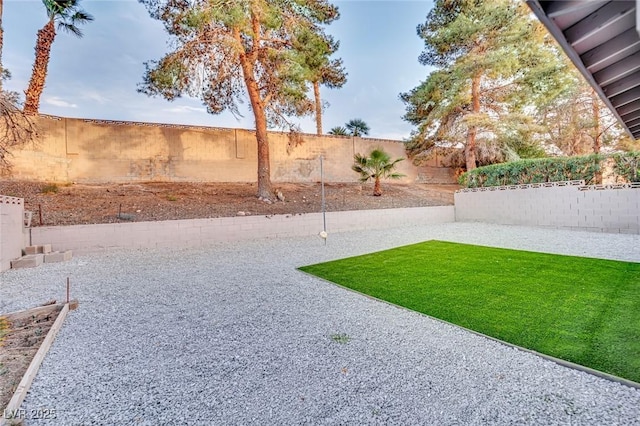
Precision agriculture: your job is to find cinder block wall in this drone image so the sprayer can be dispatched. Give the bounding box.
[7,116,455,184]
[0,196,25,271]
[30,206,455,254]
[454,182,640,234]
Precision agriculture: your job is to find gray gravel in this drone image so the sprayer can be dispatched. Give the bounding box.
[1,222,639,425]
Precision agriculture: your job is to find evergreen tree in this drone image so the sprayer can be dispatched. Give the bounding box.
[296,32,346,135]
[139,0,340,200]
[540,77,633,156]
[401,0,571,170]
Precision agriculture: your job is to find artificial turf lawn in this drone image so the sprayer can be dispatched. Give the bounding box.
[299,240,640,383]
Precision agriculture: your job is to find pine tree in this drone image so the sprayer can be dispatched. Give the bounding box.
[540,77,633,156]
[401,0,571,170]
[139,0,341,200]
[295,32,346,135]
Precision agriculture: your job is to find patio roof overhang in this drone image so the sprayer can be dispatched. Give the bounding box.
[526,0,640,139]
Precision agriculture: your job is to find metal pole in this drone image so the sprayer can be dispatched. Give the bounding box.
[320,156,327,245]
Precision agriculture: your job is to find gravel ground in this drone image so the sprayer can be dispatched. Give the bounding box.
[1,222,639,425]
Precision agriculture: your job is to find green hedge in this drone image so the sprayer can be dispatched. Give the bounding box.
[611,152,640,183]
[459,153,640,187]
[460,155,604,188]
[460,152,640,188]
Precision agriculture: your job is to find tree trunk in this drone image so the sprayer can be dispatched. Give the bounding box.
[245,80,272,200]
[254,111,272,199]
[465,73,481,171]
[24,20,56,115]
[313,80,322,135]
[592,90,601,154]
[373,177,381,196]
[591,90,603,184]
[236,22,273,200]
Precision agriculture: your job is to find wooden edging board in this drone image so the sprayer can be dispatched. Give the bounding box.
[1,303,70,426]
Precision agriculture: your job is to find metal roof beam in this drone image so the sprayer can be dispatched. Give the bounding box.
[565,2,635,46]
[594,51,640,86]
[624,116,640,128]
[527,0,638,140]
[617,100,640,116]
[627,121,640,131]
[582,28,640,71]
[620,109,640,121]
[546,1,604,19]
[609,85,640,108]
[602,71,640,98]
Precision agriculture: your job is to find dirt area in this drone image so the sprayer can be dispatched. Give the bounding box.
[0,181,458,227]
[0,303,62,415]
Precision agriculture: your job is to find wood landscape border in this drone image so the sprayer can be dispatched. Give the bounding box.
[1,303,71,426]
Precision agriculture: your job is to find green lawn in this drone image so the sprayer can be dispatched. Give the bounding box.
[299,240,640,383]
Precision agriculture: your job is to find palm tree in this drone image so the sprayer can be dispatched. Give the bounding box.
[23,0,93,115]
[328,126,348,136]
[345,118,370,137]
[352,148,404,196]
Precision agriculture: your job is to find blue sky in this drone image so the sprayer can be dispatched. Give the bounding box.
[2,0,435,139]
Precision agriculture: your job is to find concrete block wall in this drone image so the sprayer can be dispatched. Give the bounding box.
[7,116,455,184]
[455,182,640,234]
[0,196,25,271]
[30,206,455,254]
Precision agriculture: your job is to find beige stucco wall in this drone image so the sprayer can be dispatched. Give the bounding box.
[7,116,454,184]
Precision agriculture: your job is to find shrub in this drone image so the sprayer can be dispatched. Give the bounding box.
[40,183,59,194]
[611,152,640,183]
[460,153,640,188]
[460,155,603,188]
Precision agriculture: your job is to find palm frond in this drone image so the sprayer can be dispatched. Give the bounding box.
[58,22,82,36]
[351,148,405,190]
[71,11,94,25]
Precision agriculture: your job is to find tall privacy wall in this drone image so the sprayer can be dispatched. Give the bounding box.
[8,116,454,184]
[0,196,25,271]
[455,181,640,234]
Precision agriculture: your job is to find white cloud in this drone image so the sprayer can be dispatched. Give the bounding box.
[81,91,110,104]
[44,97,78,108]
[163,105,207,114]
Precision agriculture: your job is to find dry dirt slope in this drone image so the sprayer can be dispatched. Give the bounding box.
[0,181,458,227]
